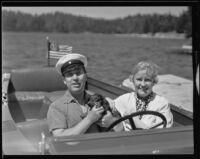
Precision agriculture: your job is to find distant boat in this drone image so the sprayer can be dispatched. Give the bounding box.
[170,44,192,55]
[181,44,192,54]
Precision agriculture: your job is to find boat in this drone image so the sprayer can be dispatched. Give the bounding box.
[181,44,192,54]
[2,66,194,154]
[169,44,192,55]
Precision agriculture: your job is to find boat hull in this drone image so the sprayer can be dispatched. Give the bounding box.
[2,67,193,154]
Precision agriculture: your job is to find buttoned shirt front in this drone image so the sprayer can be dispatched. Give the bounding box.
[47,90,100,133]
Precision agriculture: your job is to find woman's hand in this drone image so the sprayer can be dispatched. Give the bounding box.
[100,111,116,127]
[100,111,124,132]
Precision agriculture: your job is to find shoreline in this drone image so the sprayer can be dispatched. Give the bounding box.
[3,31,188,40]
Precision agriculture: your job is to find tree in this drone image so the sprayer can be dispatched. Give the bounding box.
[176,7,192,38]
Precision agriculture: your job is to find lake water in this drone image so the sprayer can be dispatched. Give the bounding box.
[2,32,193,86]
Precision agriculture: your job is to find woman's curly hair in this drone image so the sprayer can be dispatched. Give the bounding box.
[131,61,159,84]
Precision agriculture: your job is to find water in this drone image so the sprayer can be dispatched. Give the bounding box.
[2,32,193,86]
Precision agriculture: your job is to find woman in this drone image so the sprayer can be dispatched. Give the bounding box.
[103,61,173,131]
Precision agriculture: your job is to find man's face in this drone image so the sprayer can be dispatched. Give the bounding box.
[63,65,87,95]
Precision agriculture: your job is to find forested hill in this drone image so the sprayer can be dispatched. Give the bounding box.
[2,9,191,37]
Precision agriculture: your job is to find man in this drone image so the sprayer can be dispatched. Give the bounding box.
[47,53,104,137]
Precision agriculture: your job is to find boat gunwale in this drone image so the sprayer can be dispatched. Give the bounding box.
[47,125,193,143]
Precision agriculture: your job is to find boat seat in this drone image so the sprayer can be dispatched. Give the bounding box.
[9,67,66,92]
[16,118,50,149]
[7,67,67,123]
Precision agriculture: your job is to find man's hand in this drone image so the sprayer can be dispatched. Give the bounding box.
[86,106,104,123]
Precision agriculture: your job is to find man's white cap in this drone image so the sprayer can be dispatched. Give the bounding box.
[55,53,88,75]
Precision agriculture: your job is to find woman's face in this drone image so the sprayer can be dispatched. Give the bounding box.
[132,69,154,98]
[63,66,87,95]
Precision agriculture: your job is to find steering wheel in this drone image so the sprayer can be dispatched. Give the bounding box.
[106,110,167,132]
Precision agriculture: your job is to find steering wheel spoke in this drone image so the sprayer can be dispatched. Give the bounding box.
[128,118,136,130]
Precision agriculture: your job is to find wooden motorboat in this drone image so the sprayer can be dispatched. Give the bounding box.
[2,67,194,154]
[181,44,192,54]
